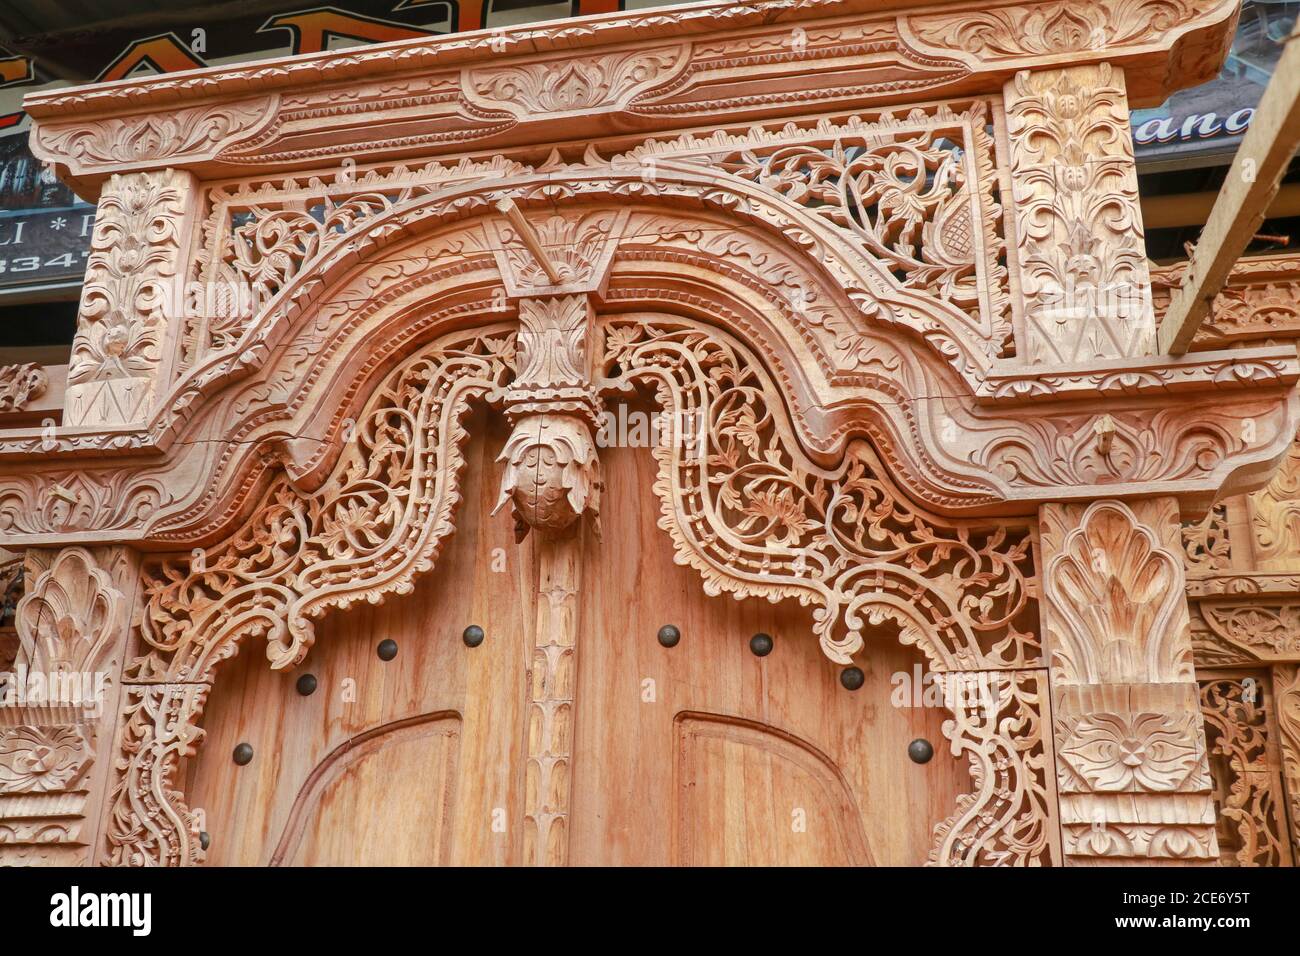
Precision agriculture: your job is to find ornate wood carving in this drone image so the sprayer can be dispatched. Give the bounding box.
[927,671,1059,866]
[1272,665,1300,861]
[65,169,199,428]
[1041,499,1218,863]
[0,365,49,414]
[604,319,1039,669]
[494,296,602,541]
[1,548,136,866]
[1005,64,1154,364]
[0,0,1288,869]
[1198,673,1293,866]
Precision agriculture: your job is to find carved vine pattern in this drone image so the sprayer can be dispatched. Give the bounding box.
[603,318,1039,670]
[102,329,514,865]
[1199,676,1291,867]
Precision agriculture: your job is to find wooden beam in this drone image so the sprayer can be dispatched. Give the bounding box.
[1142,182,1300,231]
[1159,26,1300,355]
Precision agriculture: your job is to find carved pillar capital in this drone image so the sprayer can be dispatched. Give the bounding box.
[1039,498,1217,863]
[0,546,141,866]
[64,168,201,428]
[1005,63,1156,365]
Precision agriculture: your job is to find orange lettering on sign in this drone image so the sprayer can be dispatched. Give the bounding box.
[395,0,484,33]
[98,35,206,82]
[262,9,434,55]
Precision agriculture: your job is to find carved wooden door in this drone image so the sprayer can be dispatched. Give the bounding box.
[181,410,962,866]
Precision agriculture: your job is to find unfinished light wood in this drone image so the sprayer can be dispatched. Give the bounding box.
[0,0,1291,868]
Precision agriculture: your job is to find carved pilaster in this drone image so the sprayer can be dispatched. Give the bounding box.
[1006,64,1155,364]
[64,169,200,427]
[0,547,139,866]
[1040,498,1217,864]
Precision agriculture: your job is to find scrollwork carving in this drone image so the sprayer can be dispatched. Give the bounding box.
[604,319,1038,669]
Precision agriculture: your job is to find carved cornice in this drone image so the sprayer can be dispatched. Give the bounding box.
[24,0,1239,194]
[1153,252,1300,350]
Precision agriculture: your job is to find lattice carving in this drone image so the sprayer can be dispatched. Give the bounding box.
[603,318,1039,669]
[135,328,514,680]
[927,671,1058,866]
[1199,675,1292,867]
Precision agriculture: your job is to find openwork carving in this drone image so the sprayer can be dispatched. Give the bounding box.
[1199,675,1293,867]
[135,328,514,678]
[186,156,527,368]
[603,318,1039,669]
[927,671,1058,866]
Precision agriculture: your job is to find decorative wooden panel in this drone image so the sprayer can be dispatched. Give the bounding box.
[272,713,461,867]
[675,714,873,867]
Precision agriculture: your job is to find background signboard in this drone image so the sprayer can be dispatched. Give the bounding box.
[1132,0,1298,167]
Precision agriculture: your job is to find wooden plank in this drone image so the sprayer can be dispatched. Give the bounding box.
[1160,27,1300,355]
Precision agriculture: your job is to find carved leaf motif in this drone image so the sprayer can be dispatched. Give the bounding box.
[1044,501,1191,684]
[16,548,127,676]
[137,328,514,679]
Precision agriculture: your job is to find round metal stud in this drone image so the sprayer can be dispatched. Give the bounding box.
[840,666,865,691]
[199,831,211,851]
[462,625,485,648]
[749,632,774,657]
[377,639,398,661]
[232,743,254,766]
[908,738,934,764]
[295,673,318,697]
[657,624,681,648]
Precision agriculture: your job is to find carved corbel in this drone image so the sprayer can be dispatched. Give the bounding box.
[494,295,603,541]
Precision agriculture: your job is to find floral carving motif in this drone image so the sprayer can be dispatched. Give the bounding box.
[463,47,688,118]
[605,319,1038,668]
[137,328,515,679]
[910,0,1198,59]
[1006,64,1154,364]
[67,169,193,427]
[1057,710,1204,792]
[1199,676,1292,867]
[0,724,92,794]
[927,671,1058,866]
[33,99,273,173]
